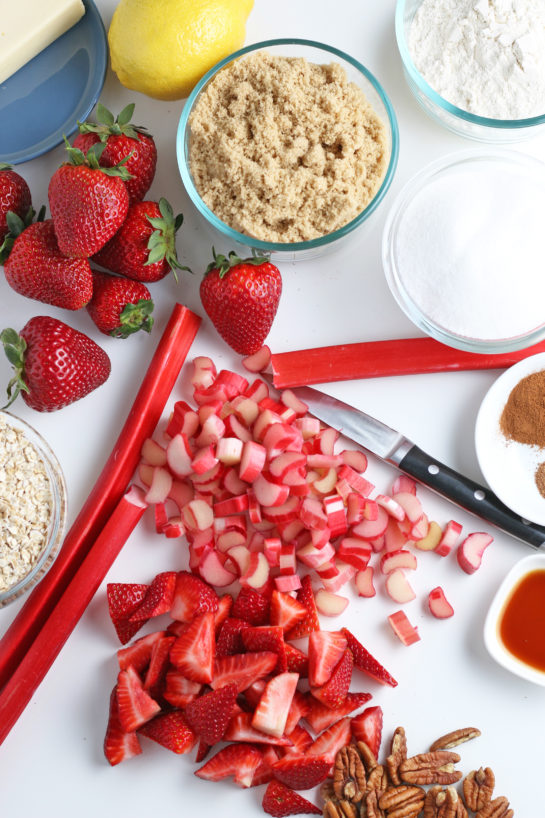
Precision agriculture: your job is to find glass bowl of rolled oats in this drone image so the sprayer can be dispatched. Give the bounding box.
[0,412,67,608]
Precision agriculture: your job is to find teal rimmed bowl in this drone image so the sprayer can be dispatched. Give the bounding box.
[177,38,399,262]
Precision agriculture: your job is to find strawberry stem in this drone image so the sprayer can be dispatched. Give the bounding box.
[62,136,133,181]
[0,328,29,408]
[206,247,270,279]
[114,299,154,339]
[77,102,152,142]
[145,197,191,281]
[0,206,45,264]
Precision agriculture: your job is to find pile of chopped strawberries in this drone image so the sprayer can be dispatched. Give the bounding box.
[104,568,394,816]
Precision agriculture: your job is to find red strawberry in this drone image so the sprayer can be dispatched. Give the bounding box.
[311,648,353,709]
[103,686,142,766]
[116,665,161,732]
[281,724,314,757]
[93,198,186,282]
[262,780,321,817]
[214,594,233,630]
[195,743,263,788]
[211,651,278,692]
[350,706,383,757]
[162,670,202,708]
[128,571,176,621]
[216,617,250,656]
[284,690,311,736]
[0,164,31,243]
[252,746,281,787]
[200,249,282,355]
[170,571,219,622]
[117,630,167,673]
[270,590,307,632]
[308,717,352,763]
[107,582,149,644]
[138,710,197,754]
[169,611,215,684]
[143,635,176,697]
[185,683,238,745]
[308,631,348,687]
[74,103,156,204]
[252,672,299,738]
[86,270,154,338]
[272,755,331,790]
[284,643,309,677]
[1,317,111,412]
[48,141,130,257]
[231,585,271,625]
[242,626,287,673]
[3,219,93,310]
[195,739,211,764]
[341,627,398,687]
[223,712,293,747]
[285,575,320,639]
[305,691,372,734]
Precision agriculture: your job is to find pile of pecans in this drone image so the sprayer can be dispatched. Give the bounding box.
[321,727,513,818]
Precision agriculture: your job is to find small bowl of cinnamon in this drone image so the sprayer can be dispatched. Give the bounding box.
[475,352,545,526]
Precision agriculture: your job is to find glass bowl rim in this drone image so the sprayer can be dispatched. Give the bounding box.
[0,411,67,607]
[382,147,545,354]
[177,37,400,252]
[395,0,545,130]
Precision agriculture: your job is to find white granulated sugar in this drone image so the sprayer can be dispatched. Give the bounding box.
[409,0,545,119]
[394,161,545,340]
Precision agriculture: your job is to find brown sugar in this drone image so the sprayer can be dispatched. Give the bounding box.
[499,370,545,449]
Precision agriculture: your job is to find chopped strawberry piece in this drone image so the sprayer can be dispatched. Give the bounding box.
[211,651,278,692]
[350,706,383,758]
[195,739,211,764]
[284,689,311,735]
[195,743,263,788]
[170,611,215,684]
[166,620,189,637]
[170,571,219,622]
[143,635,176,697]
[285,643,309,677]
[252,672,299,738]
[341,628,398,688]
[117,630,168,673]
[272,754,331,790]
[231,585,271,625]
[242,626,287,673]
[285,575,320,639]
[107,582,149,644]
[116,665,161,732]
[163,670,202,708]
[308,716,352,763]
[224,712,293,746]
[270,590,307,631]
[308,631,347,687]
[103,687,142,766]
[311,648,353,709]
[214,593,233,630]
[185,683,238,745]
[128,571,177,621]
[305,692,372,734]
[262,780,321,816]
[216,617,250,656]
[251,746,281,787]
[138,710,197,754]
[244,679,268,708]
[281,723,313,756]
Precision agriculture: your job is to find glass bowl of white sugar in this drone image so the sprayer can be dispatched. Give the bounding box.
[382,150,545,354]
[396,0,545,142]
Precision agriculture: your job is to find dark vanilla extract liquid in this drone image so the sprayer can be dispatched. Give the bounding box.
[499,569,545,673]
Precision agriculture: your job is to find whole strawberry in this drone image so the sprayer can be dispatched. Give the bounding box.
[0,164,31,243]
[1,317,111,412]
[48,141,130,258]
[74,103,156,205]
[200,249,282,355]
[93,198,186,282]
[86,269,154,338]
[4,217,93,310]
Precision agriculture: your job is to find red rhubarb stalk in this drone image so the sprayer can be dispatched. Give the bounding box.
[0,486,148,745]
[270,337,545,388]
[0,303,201,693]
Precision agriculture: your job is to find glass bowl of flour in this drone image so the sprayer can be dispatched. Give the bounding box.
[382,150,545,353]
[395,0,545,142]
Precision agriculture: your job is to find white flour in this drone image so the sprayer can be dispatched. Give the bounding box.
[409,0,545,119]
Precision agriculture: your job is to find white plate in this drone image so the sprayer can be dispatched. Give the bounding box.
[484,553,545,686]
[475,352,545,525]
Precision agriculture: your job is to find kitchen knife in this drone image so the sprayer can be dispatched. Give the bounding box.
[268,380,545,549]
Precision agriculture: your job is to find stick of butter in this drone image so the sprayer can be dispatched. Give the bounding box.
[0,0,85,85]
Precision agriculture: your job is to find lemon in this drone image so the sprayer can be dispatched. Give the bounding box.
[108,0,254,101]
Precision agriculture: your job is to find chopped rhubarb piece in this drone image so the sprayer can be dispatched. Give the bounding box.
[385,568,416,604]
[337,538,372,571]
[239,440,267,482]
[253,473,290,507]
[388,610,421,646]
[116,665,161,732]
[341,628,398,687]
[457,532,493,574]
[144,466,172,504]
[436,520,463,557]
[262,780,321,817]
[392,475,417,495]
[380,550,417,575]
[226,544,251,576]
[375,494,405,521]
[311,648,353,709]
[191,356,217,390]
[354,566,376,598]
[211,652,278,692]
[103,687,142,766]
[169,611,215,684]
[428,587,455,619]
[338,465,374,497]
[275,574,302,593]
[166,433,194,479]
[352,506,389,540]
[252,672,299,738]
[340,449,368,472]
[323,494,348,537]
[321,561,356,594]
[240,551,270,590]
[307,717,352,763]
[242,345,272,373]
[350,706,383,757]
[414,520,442,551]
[141,438,167,467]
[297,542,336,571]
[195,743,263,788]
[199,549,238,587]
[308,630,348,687]
[392,491,424,523]
[314,589,349,617]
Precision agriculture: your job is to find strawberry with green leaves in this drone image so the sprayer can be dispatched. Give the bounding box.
[86,269,154,338]
[74,103,156,205]
[93,197,186,282]
[1,316,111,412]
[200,249,282,355]
[48,141,131,258]
[0,164,31,244]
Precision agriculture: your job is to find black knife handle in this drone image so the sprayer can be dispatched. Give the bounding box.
[396,445,545,549]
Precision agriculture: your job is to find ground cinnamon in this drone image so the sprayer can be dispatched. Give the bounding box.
[500,370,545,448]
[535,462,545,499]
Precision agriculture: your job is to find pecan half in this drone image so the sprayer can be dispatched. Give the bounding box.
[386,727,408,786]
[323,799,359,818]
[366,789,385,818]
[367,765,388,795]
[357,740,378,773]
[334,745,366,804]
[424,787,468,818]
[430,727,481,752]
[474,796,513,818]
[463,767,495,812]
[379,785,425,817]
[399,751,462,786]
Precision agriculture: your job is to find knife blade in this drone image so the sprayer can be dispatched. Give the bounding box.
[267,379,545,549]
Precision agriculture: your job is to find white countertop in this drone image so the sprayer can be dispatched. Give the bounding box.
[1,1,544,815]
